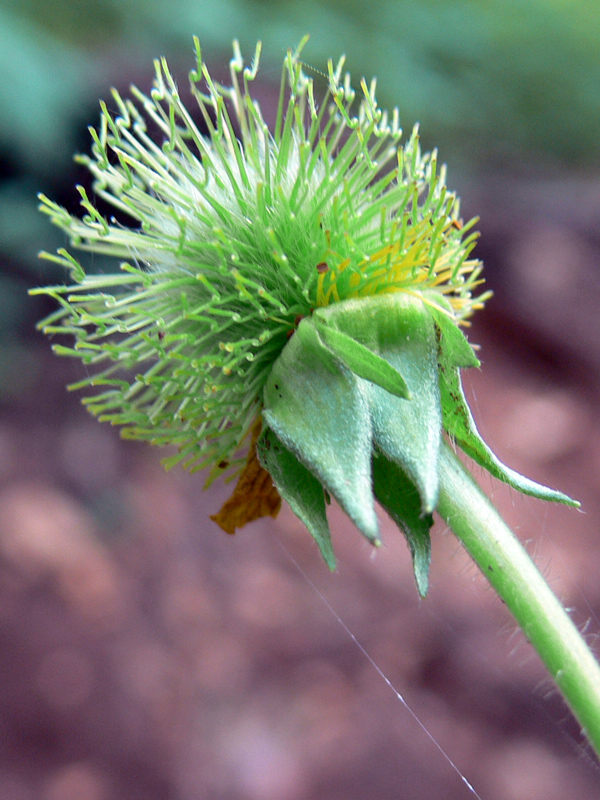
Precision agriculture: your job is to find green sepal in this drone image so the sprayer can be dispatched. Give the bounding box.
[263,318,380,543]
[257,425,336,570]
[425,293,481,369]
[372,451,433,597]
[312,313,411,400]
[439,364,579,507]
[316,294,442,513]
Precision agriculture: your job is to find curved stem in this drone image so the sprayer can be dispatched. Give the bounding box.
[437,441,600,758]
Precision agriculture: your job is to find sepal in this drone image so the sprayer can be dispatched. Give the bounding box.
[426,293,481,369]
[312,312,411,399]
[305,294,444,515]
[257,425,336,569]
[263,318,380,542]
[339,294,442,513]
[372,451,433,597]
[439,364,579,506]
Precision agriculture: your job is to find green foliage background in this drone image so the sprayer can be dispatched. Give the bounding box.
[5,0,600,175]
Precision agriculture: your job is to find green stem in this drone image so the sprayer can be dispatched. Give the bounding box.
[437,441,600,757]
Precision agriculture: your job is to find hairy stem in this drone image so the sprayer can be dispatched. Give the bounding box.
[437,441,600,757]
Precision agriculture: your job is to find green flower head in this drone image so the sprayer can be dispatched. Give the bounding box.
[34,38,575,596]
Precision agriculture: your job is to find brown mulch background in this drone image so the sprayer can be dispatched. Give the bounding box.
[2,180,600,800]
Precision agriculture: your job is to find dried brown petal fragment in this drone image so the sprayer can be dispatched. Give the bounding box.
[210,419,282,534]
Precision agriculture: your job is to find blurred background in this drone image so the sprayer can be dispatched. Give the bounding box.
[2,1,600,798]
